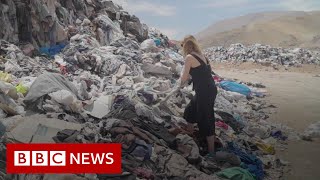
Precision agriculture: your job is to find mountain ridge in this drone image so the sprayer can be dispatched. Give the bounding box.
[196,11,320,49]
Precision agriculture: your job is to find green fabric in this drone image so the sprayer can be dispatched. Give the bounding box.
[217,167,256,180]
[206,152,216,157]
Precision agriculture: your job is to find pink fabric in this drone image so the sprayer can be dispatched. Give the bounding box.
[215,121,228,130]
[213,75,222,82]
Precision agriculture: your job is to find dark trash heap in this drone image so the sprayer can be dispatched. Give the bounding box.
[204,43,320,66]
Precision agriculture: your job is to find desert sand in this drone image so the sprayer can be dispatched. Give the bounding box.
[214,63,320,180]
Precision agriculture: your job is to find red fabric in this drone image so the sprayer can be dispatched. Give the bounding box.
[168,40,176,47]
[213,75,222,82]
[215,121,228,130]
[60,65,67,74]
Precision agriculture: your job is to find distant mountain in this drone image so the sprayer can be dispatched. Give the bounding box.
[196,11,320,49]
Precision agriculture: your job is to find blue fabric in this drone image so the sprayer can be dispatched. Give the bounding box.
[220,81,251,96]
[39,43,66,57]
[226,142,264,180]
[252,92,265,97]
[130,139,152,160]
[234,114,246,127]
[154,39,161,46]
[271,130,288,141]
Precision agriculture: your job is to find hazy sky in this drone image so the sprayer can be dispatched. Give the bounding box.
[117,0,320,40]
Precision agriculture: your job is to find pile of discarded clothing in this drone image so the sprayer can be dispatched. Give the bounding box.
[204,43,320,66]
[0,0,294,180]
[0,0,174,57]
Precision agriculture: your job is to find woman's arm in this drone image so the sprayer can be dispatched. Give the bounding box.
[180,55,192,87]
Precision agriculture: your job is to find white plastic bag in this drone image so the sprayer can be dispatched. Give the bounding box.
[303,121,320,138]
[140,39,157,52]
[49,90,83,113]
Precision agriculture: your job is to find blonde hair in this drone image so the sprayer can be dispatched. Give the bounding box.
[181,35,203,57]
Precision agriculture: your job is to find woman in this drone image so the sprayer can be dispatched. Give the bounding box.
[179,35,218,157]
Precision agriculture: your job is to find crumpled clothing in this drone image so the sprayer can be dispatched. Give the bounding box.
[39,43,66,57]
[132,167,154,179]
[244,125,271,139]
[0,120,6,137]
[0,93,25,115]
[217,167,255,180]
[214,151,241,166]
[271,130,288,141]
[216,121,229,130]
[137,119,177,149]
[0,71,12,82]
[97,173,136,180]
[110,120,153,144]
[130,139,152,161]
[152,144,214,179]
[0,81,18,100]
[99,53,125,76]
[140,39,157,52]
[24,73,80,105]
[52,129,80,143]
[110,38,140,50]
[176,134,200,161]
[135,102,164,124]
[216,111,244,133]
[255,141,275,155]
[43,174,88,180]
[49,89,82,113]
[96,14,124,44]
[113,133,136,150]
[16,84,28,95]
[189,174,221,180]
[79,123,107,143]
[116,47,142,62]
[215,93,234,114]
[126,16,147,42]
[137,90,157,105]
[99,118,121,132]
[226,142,264,180]
[141,62,172,77]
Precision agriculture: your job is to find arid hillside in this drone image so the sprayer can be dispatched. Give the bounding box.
[197,11,320,49]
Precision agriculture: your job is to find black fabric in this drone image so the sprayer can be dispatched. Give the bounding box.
[216,111,244,133]
[188,54,217,137]
[183,96,216,132]
[114,109,138,120]
[52,129,80,143]
[196,91,216,137]
[183,95,197,123]
[133,118,177,149]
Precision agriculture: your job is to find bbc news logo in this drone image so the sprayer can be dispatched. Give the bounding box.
[6,144,121,173]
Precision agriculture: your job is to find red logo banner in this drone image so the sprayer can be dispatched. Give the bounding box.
[6,143,122,174]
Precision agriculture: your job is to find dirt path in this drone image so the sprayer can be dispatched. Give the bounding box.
[215,64,320,180]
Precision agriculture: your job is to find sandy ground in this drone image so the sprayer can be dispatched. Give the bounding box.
[213,63,320,180]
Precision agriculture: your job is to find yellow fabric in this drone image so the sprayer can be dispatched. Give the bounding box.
[255,141,275,155]
[16,84,28,95]
[0,71,12,82]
